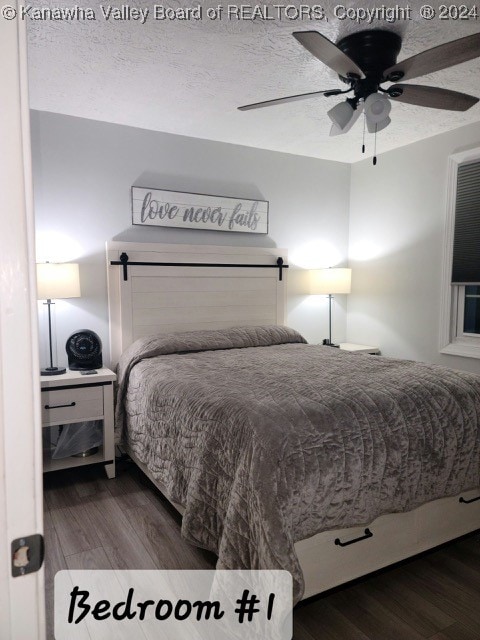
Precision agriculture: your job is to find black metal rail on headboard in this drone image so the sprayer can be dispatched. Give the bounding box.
[110,252,289,282]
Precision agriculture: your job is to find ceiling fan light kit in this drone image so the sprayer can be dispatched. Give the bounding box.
[364,92,392,137]
[330,102,364,137]
[238,29,480,164]
[367,115,391,135]
[364,92,391,123]
[327,100,355,130]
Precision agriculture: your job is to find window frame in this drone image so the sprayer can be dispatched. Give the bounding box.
[439,148,480,359]
[453,285,480,339]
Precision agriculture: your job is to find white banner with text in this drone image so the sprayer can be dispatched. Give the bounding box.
[132,187,269,234]
[55,569,292,639]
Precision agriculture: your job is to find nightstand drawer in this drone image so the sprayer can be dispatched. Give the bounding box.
[41,386,103,426]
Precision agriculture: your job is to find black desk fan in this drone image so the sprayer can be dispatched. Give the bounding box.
[66,330,102,370]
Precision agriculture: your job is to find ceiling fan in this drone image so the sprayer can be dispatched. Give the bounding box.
[238,30,480,159]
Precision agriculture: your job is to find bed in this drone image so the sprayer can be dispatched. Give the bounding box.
[107,241,480,603]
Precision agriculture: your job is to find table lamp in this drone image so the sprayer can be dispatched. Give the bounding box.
[309,268,351,347]
[37,263,81,375]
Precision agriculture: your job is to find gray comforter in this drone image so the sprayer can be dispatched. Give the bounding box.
[115,326,480,603]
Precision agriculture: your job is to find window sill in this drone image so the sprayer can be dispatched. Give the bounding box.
[440,342,480,359]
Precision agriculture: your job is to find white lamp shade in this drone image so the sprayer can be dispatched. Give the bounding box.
[36,263,81,300]
[330,103,364,137]
[367,115,391,134]
[309,268,352,295]
[365,92,391,124]
[327,101,354,130]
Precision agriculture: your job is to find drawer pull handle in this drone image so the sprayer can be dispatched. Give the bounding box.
[44,402,76,410]
[459,495,480,505]
[335,528,373,547]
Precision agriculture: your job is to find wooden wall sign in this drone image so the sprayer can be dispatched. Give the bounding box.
[132,187,268,234]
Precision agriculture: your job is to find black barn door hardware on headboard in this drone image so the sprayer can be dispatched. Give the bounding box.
[459,495,480,504]
[110,252,289,282]
[334,528,373,547]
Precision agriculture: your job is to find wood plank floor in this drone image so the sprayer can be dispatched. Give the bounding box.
[43,461,480,640]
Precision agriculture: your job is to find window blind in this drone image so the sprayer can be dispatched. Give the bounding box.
[452,160,480,284]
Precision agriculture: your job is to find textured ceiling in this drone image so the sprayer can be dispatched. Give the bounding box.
[27,1,480,162]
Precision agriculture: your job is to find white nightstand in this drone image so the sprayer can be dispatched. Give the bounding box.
[40,368,116,478]
[339,343,381,355]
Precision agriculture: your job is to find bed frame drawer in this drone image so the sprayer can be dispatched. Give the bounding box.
[416,489,480,548]
[296,489,480,600]
[296,509,417,599]
[41,386,104,426]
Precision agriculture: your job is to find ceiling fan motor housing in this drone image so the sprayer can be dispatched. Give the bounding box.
[337,30,403,99]
[238,29,480,118]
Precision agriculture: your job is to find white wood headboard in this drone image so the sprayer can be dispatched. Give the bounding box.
[106,241,288,367]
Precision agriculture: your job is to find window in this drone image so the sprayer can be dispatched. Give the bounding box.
[453,285,480,348]
[462,286,480,335]
[440,149,480,359]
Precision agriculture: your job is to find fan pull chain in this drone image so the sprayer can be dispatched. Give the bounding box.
[362,112,366,154]
[373,124,377,166]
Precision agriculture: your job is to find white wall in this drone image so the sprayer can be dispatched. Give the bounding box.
[31,110,351,367]
[347,120,480,374]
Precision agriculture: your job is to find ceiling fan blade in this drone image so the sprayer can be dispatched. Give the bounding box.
[293,31,365,79]
[389,84,479,111]
[383,32,480,82]
[238,88,343,111]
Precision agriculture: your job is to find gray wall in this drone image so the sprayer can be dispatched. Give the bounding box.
[347,120,480,374]
[31,110,351,367]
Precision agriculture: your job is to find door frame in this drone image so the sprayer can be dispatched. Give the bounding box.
[0,4,45,638]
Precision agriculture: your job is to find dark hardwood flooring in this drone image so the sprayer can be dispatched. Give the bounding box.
[43,461,480,640]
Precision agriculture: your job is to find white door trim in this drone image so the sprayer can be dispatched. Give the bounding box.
[0,5,45,638]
